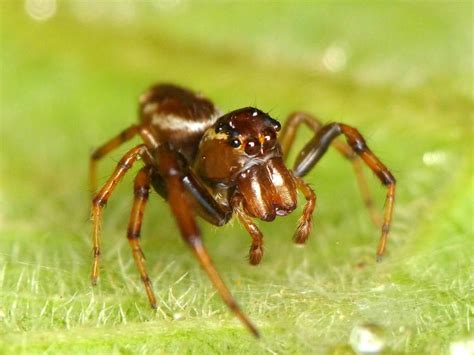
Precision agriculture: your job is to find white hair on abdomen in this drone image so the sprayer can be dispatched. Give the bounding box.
[152,112,221,133]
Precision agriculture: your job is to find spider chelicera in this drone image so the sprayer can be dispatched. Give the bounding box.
[89,83,396,337]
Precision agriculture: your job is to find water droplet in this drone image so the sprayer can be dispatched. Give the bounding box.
[173,312,184,321]
[449,339,474,355]
[349,323,386,355]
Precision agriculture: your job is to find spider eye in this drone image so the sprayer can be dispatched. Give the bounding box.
[245,138,260,155]
[262,128,276,150]
[215,123,226,133]
[273,120,281,132]
[230,138,242,148]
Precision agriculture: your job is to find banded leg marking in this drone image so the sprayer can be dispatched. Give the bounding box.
[155,144,260,337]
[293,122,396,260]
[280,112,381,225]
[293,177,317,244]
[90,125,139,193]
[91,144,147,285]
[236,208,264,265]
[127,166,157,309]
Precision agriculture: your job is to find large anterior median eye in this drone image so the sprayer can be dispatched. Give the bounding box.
[245,138,260,155]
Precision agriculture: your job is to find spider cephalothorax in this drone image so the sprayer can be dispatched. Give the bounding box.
[90,83,396,337]
[193,107,298,222]
[194,108,281,183]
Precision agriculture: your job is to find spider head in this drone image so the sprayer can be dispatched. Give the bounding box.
[194,107,283,185]
[194,107,298,221]
[213,107,281,157]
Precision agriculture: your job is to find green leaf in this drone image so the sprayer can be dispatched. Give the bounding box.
[1,1,472,353]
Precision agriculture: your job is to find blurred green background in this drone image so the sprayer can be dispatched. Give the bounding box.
[1,1,472,353]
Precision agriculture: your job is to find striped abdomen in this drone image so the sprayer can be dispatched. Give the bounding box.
[139,84,220,161]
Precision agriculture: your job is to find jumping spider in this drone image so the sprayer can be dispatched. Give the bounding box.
[89,84,396,337]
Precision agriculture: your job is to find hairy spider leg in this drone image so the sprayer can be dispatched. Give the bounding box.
[292,123,396,261]
[155,144,260,338]
[90,125,140,193]
[293,177,317,244]
[280,112,381,226]
[141,124,232,228]
[91,144,147,285]
[127,166,157,309]
[233,197,264,265]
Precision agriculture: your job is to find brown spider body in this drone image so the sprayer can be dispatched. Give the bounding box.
[139,84,219,161]
[90,83,396,337]
[138,85,300,225]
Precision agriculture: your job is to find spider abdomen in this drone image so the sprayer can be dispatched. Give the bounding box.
[139,84,220,160]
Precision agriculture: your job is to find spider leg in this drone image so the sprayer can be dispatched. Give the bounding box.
[127,165,157,309]
[280,112,322,157]
[155,144,260,338]
[293,177,317,244]
[91,144,147,285]
[292,122,396,260]
[90,125,139,193]
[233,200,264,265]
[149,169,232,227]
[280,112,381,226]
[182,170,232,226]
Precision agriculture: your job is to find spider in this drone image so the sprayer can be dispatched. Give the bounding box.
[89,83,396,337]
